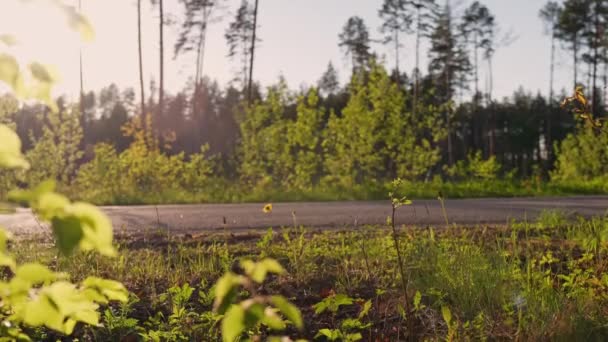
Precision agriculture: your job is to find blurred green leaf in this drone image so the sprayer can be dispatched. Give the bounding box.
[29,63,56,83]
[0,228,10,251]
[0,54,22,94]
[21,281,100,334]
[60,4,95,41]
[260,306,285,330]
[82,277,128,303]
[213,273,244,314]
[0,125,29,169]
[0,34,17,46]
[270,295,303,329]
[240,258,284,283]
[51,215,83,256]
[15,263,62,284]
[37,192,70,221]
[221,304,246,342]
[0,252,17,271]
[67,203,115,257]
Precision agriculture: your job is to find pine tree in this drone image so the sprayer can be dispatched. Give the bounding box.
[539,1,562,166]
[539,1,562,103]
[581,0,608,116]
[460,1,495,104]
[239,80,291,186]
[318,62,340,96]
[288,89,324,190]
[175,0,225,90]
[225,1,255,92]
[428,0,470,165]
[557,0,590,88]
[247,0,260,105]
[149,0,165,117]
[406,0,437,114]
[137,0,146,117]
[378,0,413,76]
[338,16,373,74]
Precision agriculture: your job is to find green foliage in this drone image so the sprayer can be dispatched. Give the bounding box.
[322,70,384,187]
[0,6,127,339]
[0,124,29,170]
[552,125,608,181]
[313,294,354,315]
[213,258,303,341]
[10,180,116,256]
[239,80,293,188]
[446,150,501,180]
[25,106,83,188]
[553,86,608,182]
[0,124,126,338]
[75,115,214,204]
[287,88,325,190]
[324,62,445,187]
[313,294,372,342]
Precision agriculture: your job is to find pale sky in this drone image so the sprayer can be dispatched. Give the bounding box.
[0,0,573,103]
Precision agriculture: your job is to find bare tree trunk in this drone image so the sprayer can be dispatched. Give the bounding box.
[588,52,592,93]
[546,29,555,166]
[159,0,165,118]
[447,114,454,166]
[445,0,453,166]
[247,0,259,105]
[394,29,400,81]
[78,0,85,122]
[574,37,578,88]
[413,5,421,116]
[138,0,146,117]
[195,8,212,87]
[592,6,599,116]
[192,9,210,121]
[549,30,555,102]
[488,57,495,157]
[474,31,479,103]
[604,46,607,113]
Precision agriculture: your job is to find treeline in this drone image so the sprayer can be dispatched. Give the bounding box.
[0,60,589,203]
[2,0,608,203]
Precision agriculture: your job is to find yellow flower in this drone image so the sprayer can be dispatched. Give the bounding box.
[263,203,272,213]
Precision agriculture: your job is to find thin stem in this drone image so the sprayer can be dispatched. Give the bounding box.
[390,205,413,341]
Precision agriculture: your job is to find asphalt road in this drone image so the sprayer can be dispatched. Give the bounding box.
[1,196,607,237]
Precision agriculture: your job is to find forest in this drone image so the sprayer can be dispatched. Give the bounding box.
[2,0,608,341]
[0,0,606,204]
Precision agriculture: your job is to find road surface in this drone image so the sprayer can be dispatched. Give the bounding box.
[1,196,607,237]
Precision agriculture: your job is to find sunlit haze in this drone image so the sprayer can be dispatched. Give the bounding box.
[0,0,572,102]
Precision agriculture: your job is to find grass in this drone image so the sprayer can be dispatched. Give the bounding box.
[70,178,608,206]
[10,211,608,341]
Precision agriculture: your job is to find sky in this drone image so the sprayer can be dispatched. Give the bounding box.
[0,0,574,103]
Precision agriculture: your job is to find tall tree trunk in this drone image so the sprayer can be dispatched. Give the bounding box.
[138,0,146,117]
[592,6,600,116]
[195,8,211,88]
[78,0,85,123]
[574,37,578,88]
[602,45,608,113]
[394,29,400,80]
[192,9,209,124]
[488,57,495,157]
[473,31,479,103]
[445,0,454,166]
[159,0,165,118]
[413,5,421,116]
[247,0,259,105]
[587,51,593,92]
[546,29,555,166]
